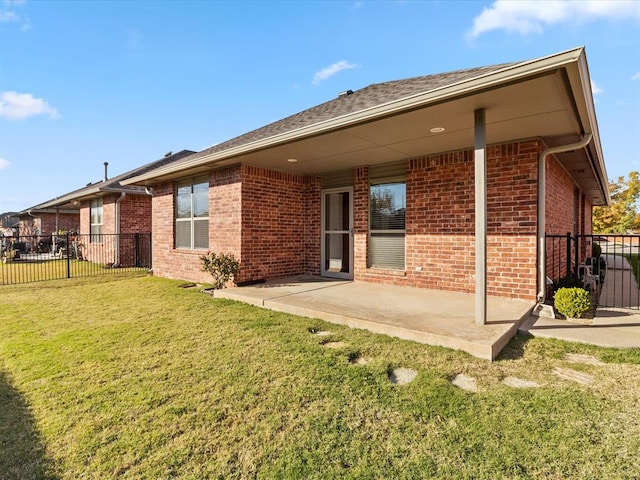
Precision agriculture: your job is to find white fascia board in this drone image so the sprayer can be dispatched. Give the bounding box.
[125,47,586,185]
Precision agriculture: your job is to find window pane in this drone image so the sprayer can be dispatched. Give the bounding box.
[176,185,192,219]
[193,181,209,217]
[369,181,405,270]
[368,233,405,269]
[194,219,209,249]
[175,220,191,249]
[370,183,405,230]
[325,192,349,231]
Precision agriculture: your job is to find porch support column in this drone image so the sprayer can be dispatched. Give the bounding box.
[474,108,487,325]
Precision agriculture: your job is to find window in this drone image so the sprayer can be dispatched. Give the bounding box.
[368,180,406,269]
[175,177,209,250]
[90,198,103,243]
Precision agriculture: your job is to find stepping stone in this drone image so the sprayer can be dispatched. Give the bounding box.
[502,376,540,388]
[314,331,332,336]
[553,367,594,385]
[389,368,417,385]
[323,341,346,349]
[451,374,477,392]
[564,353,605,366]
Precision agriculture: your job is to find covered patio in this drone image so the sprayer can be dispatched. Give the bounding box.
[213,275,534,360]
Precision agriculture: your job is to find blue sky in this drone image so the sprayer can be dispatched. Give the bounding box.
[1,0,639,213]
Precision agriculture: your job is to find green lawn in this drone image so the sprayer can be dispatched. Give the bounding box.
[0,259,148,286]
[623,252,640,284]
[1,274,639,479]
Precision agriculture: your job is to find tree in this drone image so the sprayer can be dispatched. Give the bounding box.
[593,171,640,233]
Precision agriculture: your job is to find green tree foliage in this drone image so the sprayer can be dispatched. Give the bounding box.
[593,171,640,233]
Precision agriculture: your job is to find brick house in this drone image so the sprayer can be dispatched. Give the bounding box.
[17,209,79,238]
[28,150,194,265]
[124,47,609,319]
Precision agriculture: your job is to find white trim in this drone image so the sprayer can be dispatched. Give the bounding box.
[321,187,354,280]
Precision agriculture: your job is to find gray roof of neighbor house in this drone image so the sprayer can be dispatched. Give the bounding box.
[21,150,196,213]
[125,46,609,205]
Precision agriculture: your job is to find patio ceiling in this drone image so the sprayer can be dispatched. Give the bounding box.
[125,47,608,206]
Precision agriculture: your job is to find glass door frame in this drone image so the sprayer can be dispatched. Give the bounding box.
[320,187,354,280]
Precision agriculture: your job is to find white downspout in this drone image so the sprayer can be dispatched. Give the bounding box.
[114,192,126,267]
[537,133,593,303]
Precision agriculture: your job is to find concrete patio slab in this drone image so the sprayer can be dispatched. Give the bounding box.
[213,275,534,360]
[520,308,640,349]
[521,257,640,349]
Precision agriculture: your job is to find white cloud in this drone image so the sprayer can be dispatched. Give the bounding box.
[0,9,18,22]
[1,0,29,30]
[467,0,640,39]
[591,80,603,95]
[312,60,357,85]
[0,91,59,120]
[633,72,640,81]
[0,158,10,170]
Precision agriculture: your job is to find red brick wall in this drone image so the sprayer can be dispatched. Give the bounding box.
[151,178,216,283]
[356,141,539,300]
[119,195,152,233]
[304,175,321,275]
[353,166,370,279]
[38,212,79,235]
[150,166,318,284]
[545,155,577,235]
[239,165,307,282]
[545,154,580,280]
[146,139,591,301]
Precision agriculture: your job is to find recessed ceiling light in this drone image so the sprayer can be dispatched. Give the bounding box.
[430,127,445,133]
[287,158,298,163]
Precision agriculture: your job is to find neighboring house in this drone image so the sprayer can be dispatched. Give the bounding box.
[123,47,609,317]
[17,207,79,239]
[0,212,19,238]
[26,150,195,265]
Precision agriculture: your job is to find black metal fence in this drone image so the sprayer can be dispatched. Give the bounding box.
[546,233,640,309]
[1,233,151,286]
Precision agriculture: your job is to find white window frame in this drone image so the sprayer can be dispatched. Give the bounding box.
[175,177,209,250]
[90,197,103,243]
[368,176,406,270]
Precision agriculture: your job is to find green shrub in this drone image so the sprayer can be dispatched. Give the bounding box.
[592,242,602,258]
[200,252,240,289]
[554,287,592,319]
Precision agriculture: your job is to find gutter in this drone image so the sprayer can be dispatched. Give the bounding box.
[537,133,593,303]
[114,192,126,267]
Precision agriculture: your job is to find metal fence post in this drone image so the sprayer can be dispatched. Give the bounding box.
[565,232,571,278]
[66,231,71,278]
[573,233,580,277]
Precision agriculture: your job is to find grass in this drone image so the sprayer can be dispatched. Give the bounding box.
[1,274,639,479]
[0,259,148,286]
[623,252,640,284]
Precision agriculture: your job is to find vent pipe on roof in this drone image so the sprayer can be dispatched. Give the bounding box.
[104,162,109,181]
[338,89,353,98]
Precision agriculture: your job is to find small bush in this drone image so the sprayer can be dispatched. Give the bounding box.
[554,287,592,319]
[200,252,240,289]
[592,242,602,258]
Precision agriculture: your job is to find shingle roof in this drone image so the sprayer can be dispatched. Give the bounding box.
[22,149,196,211]
[186,62,517,163]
